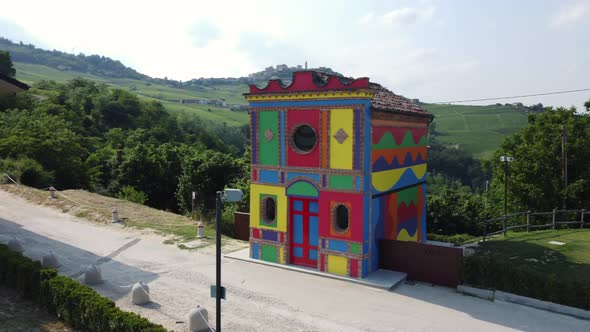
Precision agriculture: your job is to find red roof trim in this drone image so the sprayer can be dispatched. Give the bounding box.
[247,71,370,94]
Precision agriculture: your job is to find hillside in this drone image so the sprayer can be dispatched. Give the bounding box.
[14,62,250,126]
[2,36,532,158]
[424,103,530,159]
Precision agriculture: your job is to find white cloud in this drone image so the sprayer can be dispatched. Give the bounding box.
[552,1,590,27]
[360,6,436,26]
[187,20,221,48]
[382,6,435,25]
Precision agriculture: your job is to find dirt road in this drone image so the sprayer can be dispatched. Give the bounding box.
[1,188,588,331]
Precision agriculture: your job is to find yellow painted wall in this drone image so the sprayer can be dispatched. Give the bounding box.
[279,247,285,264]
[327,255,348,276]
[329,108,354,170]
[250,183,287,232]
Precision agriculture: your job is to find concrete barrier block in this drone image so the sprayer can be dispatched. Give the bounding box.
[495,291,590,320]
[457,285,494,300]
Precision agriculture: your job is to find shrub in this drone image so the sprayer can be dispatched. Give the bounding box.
[221,204,237,238]
[427,233,476,246]
[0,244,167,331]
[463,255,590,310]
[0,157,54,188]
[0,244,56,302]
[118,185,148,205]
[44,276,167,332]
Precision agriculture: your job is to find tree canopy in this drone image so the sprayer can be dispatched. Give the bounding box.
[0,79,249,214]
[0,50,16,77]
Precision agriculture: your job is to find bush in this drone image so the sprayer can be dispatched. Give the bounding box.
[221,204,237,238]
[463,255,590,310]
[44,276,167,332]
[0,244,167,331]
[118,185,148,205]
[427,233,476,246]
[0,157,54,188]
[0,244,56,302]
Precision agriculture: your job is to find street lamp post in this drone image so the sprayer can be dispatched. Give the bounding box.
[500,156,514,237]
[214,188,243,332]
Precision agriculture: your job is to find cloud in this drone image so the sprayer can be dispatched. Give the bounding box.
[237,31,305,69]
[360,6,435,26]
[187,20,221,47]
[551,1,590,27]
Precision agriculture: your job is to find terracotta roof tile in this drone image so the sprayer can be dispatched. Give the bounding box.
[369,83,431,117]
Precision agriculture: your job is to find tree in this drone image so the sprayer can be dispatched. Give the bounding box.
[486,103,590,214]
[176,149,243,214]
[0,51,16,77]
[426,174,486,235]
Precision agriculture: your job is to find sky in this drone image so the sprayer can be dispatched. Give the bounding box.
[1,0,589,109]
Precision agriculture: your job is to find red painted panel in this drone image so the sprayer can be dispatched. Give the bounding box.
[248,72,370,94]
[350,258,359,278]
[252,169,258,181]
[319,192,364,242]
[320,254,326,272]
[252,228,260,239]
[287,109,320,168]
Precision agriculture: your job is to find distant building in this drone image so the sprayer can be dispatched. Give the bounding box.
[244,71,433,279]
[0,73,29,95]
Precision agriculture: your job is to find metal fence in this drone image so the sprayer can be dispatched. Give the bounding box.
[483,208,588,241]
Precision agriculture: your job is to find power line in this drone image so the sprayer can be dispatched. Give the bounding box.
[434,88,590,104]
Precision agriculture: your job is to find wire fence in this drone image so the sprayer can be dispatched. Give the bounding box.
[483,208,588,240]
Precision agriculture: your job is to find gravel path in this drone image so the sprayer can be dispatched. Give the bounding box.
[1,188,588,332]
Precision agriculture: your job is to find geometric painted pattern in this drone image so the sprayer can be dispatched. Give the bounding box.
[333,128,349,144]
[264,128,275,142]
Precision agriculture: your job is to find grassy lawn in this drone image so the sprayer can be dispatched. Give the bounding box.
[0,184,247,252]
[0,287,71,332]
[474,229,590,282]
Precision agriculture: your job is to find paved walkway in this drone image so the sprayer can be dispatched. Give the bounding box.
[1,188,589,331]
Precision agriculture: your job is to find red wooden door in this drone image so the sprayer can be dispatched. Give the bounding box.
[289,197,319,268]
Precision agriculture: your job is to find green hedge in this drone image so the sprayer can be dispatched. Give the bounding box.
[427,233,476,246]
[0,244,167,331]
[463,255,590,310]
[0,244,56,302]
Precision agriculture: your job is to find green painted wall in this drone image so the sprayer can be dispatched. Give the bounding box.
[259,111,279,165]
[329,175,354,190]
[261,244,278,263]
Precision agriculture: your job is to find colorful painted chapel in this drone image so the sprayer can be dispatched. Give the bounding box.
[244,71,433,279]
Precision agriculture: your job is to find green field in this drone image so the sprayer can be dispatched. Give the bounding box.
[14,63,249,126]
[476,229,590,281]
[424,103,528,159]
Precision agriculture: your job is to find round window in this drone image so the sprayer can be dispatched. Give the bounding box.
[334,205,349,232]
[262,197,276,224]
[292,124,317,153]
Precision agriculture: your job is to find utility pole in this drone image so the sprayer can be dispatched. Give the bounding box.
[500,156,514,236]
[484,180,489,210]
[562,124,568,209]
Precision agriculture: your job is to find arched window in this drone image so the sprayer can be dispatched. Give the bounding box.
[334,204,349,232]
[292,124,317,153]
[262,197,276,224]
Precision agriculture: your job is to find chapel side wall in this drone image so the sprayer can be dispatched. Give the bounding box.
[368,112,430,273]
